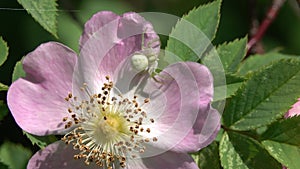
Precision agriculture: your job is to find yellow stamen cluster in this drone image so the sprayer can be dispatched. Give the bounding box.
[61,75,157,168]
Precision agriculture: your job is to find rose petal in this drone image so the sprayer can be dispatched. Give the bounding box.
[76,11,160,95]
[126,151,198,169]
[7,42,77,136]
[79,11,120,49]
[28,142,197,169]
[172,62,221,152]
[134,62,219,154]
[285,98,300,118]
[27,141,99,169]
[177,107,220,152]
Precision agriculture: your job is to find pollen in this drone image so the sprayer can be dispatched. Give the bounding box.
[61,75,157,168]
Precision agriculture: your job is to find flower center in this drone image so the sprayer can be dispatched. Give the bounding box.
[103,113,125,132]
[61,76,157,168]
[92,110,129,144]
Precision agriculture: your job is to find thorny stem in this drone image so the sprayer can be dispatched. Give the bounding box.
[246,0,287,55]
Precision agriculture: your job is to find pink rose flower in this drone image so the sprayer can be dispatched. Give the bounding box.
[285,98,300,118]
[7,11,220,169]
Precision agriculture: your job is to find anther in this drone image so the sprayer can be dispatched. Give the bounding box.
[68,108,72,113]
[61,75,158,168]
[141,111,147,117]
[144,98,150,103]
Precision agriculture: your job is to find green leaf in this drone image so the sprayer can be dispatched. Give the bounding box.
[17,0,58,38]
[237,52,297,76]
[219,131,281,169]
[261,116,300,145]
[262,141,300,169]
[215,128,224,142]
[214,74,244,101]
[0,101,8,121]
[0,83,8,91]
[12,61,25,82]
[204,39,247,102]
[0,141,32,169]
[223,59,300,130]
[225,74,245,97]
[0,37,9,67]
[0,162,9,169]
[191,141,221,169]
[164,0,221,63]
[261,116,300,169]
[201,48,226,108]
[218,36,247,73]
[23,131,57,149]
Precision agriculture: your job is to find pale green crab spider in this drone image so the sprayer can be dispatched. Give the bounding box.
[130,30,160,76]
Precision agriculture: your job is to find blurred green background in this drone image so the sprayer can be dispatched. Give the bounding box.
[0,0,299,168]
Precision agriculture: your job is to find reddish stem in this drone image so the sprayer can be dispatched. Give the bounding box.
[246,0,286,54]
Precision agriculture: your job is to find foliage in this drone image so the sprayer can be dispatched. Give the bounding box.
[1,0,300,168]
[0,141,32,169]
[0,37,8,67]
[165,1,300,168]
[17,0,58,38]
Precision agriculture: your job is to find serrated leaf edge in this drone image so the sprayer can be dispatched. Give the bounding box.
[219,132,248,169]
[182,0,222,41]
[17,0,58,38]
[237,52,299,76]
[217,36,248,72]
[227,58,300,130]
[166,0,222,56]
